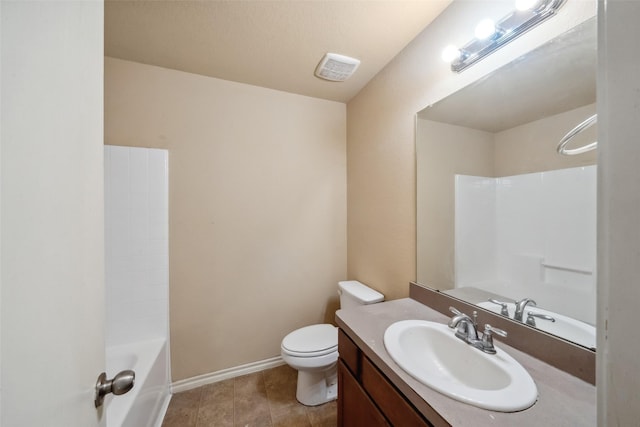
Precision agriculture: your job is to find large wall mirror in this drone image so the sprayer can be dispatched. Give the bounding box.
[416,18,596,350]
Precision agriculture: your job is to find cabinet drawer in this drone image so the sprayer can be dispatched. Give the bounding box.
[338,329,360,377]
[361,356,433,427]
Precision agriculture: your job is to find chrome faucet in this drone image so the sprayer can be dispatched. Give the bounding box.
[514,298,537,322]
[448,307,507,354]
[448,306,479,343]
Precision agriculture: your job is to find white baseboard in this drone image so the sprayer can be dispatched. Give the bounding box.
[171,356,286,393]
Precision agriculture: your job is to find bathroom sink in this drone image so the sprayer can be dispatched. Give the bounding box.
[383,320,537,412]
[476,302,596,349]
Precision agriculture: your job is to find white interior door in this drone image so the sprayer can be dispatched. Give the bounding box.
[1,1,106,426]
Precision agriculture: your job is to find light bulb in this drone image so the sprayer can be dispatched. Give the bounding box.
[475,19,496,40]
[515,0,539,11]
[441,45,461,63]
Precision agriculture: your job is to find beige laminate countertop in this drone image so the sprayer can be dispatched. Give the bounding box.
[335,298,595,427]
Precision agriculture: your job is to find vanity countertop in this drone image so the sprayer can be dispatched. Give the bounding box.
[336,298,595,427]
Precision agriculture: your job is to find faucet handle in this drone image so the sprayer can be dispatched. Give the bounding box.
[484,324,507,338]
[526,312,556,327]
[481,324,507,354]
[488,298,510,316]
[449,306,462,316]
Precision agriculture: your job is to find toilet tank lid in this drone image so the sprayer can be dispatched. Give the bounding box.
[338,280,384,304]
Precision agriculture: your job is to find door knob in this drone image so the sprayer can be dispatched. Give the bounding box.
[95,370,135,408]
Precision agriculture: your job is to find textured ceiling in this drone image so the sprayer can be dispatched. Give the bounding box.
[105,0,451,103]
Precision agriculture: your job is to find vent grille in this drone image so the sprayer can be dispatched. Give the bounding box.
[314,53,360,82]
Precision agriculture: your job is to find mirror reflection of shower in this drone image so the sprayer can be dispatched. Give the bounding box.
[454,166,596,327]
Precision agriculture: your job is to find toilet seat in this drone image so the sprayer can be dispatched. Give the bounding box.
[281,324,338,358]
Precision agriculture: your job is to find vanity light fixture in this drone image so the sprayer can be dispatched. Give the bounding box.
[443,0,566,73]
[474,19,497,40]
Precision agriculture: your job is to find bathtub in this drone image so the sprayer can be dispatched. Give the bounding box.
[105,338,171,427]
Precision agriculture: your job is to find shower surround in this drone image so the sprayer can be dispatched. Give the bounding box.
[104,145,171,427]
[455,166,597,325]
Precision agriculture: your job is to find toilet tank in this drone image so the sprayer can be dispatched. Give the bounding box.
[338,280,384,310]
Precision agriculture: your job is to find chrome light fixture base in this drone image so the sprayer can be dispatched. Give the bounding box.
[451,0,566,73]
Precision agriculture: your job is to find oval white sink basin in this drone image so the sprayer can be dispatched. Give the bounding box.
[476,302,596,349]
[384,320,537,412]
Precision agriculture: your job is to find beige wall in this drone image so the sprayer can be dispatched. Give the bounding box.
[416,120,494,289]
[104,58,346,381]
[494,103,597,176]
[347,0,595,300]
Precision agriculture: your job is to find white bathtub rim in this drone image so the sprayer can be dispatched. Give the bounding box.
[106,338,165,392]
[153,391,172,427]
[172,356,285,393]
[106,338,168,427]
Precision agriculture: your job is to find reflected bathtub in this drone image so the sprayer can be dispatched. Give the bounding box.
[105,338,171,427]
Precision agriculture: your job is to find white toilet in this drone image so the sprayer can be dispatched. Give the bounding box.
[280,280,384,406]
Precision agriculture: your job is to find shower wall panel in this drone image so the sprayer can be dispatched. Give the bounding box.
[105,145,169,346]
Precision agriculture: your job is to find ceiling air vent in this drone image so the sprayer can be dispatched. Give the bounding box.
[314,53,361,82]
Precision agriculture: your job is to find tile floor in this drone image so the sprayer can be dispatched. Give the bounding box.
[161,364,337,427]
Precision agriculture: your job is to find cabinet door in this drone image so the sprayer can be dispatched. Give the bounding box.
[338,360,389,427]
[339,329,360,377]
[361,357,433,427]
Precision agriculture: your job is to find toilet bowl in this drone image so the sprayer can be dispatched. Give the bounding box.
[280,280,384,406]
[281,324,338,406]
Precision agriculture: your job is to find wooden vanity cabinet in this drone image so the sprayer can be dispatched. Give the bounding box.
[337,361,389,427]
[337,329,436,427]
